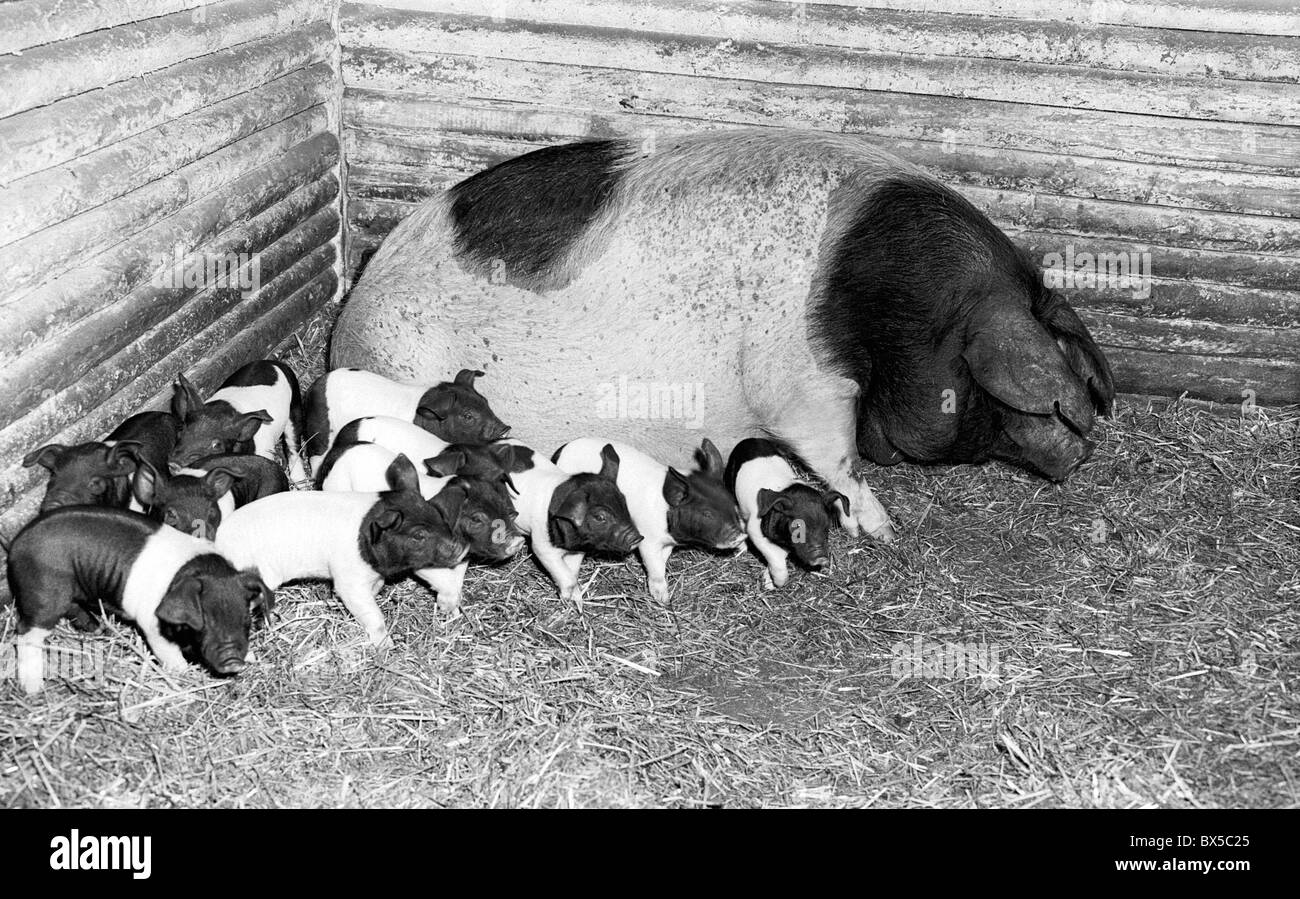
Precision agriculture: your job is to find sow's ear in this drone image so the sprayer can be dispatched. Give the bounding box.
[172,372,205,420]
[1035,297,1116,416]
[157,577,205,629]
[962,306,1095,432]
[22,444,66,471]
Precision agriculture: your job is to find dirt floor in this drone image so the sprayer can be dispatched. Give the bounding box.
[2,335,1297,806]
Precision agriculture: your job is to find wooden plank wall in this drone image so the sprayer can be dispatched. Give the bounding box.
[338,0,1300,407]
[0,0,344,550]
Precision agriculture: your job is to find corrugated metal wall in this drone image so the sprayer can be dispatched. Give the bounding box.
[338,0,1300,406]
[0,0,344,543]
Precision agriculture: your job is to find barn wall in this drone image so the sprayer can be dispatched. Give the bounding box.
[0,0,344,547]
[338,0,1300,407]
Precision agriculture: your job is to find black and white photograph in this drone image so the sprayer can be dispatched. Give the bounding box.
[0,0,1296,830]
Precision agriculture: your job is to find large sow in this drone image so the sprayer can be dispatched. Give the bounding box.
[333,129,1113,539]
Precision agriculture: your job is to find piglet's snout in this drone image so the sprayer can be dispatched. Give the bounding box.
[616,526,644,553]
[870,523,898,543]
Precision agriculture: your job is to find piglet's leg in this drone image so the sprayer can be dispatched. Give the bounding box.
[638,542,673,603]
[563,552,584,577]
[415,563,468,616]
[532,538,584,608]
[332,572,390,647]
[766,377,895,541]
[15,628,50,695]
[747,520,790,589]
[139,620,189,673]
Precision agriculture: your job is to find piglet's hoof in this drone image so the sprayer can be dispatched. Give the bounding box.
[436,595,463,616]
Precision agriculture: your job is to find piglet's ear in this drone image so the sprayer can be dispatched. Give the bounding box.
[424,449,466,478]
[756,488,788,518]
[241,571,273,615]
[133,461,163,508]
[598,443,621,481]
[203,467,238,499]
[107,440,142,475]
[157,577,205,630]
[236,410,273,443]
[663,467,690,507]
[962,306,1095,433]
[172,373,204,421]
[454,369,484,389]
[490,442,527,473]
[417,391,455,422]
[368,508,402,546]
[22,444,66,471]
[385,453,421,493]
[696,438,724,477]
[823,490,851,518]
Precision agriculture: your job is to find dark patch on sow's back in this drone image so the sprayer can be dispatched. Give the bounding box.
[447,140,630,289]
[810,173,1040,384]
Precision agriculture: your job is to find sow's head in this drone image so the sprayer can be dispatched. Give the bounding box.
[827,174,1115,482]
[958,290,1115,481]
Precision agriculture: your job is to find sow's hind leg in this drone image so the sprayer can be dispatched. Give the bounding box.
[763,375,896,542]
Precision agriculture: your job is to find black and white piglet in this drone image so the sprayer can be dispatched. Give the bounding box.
[317,416,451,479]
[133,454,290,540]
[553,438,745,602]
[304,368,508,470]
[171,360,306,481]
[725,438,850,588]
[23,411,180,512]
[492,440,641,606]
[215,455,470,643]
[318,441,526,613]
[7,506,271,694]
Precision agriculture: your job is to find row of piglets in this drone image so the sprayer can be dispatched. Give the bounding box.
[9,362,858,693]
[10,359,309,693]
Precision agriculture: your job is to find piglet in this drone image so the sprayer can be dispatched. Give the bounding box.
[304,368,509,470]
[318,441,526,613]
[323,416,451,473]
[133,454,290,540]
[215,454,470,642]
[23,441,139,512]
[107,410,181,475]
[171,360,306,481]
[488,440,641,606]
[725,438,850,588]
[7,506,271,694]
[22,410,180,512]
[553,438,745,602]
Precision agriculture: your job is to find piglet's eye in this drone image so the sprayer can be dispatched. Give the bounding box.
[210,440,224,450]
